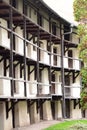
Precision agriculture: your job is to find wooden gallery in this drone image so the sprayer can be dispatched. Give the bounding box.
[0,0,83,130]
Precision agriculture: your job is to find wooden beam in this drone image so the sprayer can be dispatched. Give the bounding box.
[9,5,14,96]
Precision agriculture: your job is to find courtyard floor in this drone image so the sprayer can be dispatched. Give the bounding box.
[13,120,61,130]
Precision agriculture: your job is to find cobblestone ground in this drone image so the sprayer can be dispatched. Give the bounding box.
[13,120,61,130]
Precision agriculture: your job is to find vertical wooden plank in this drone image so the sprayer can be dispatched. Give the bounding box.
[9,1,14,96]
[37,28,40,95]
[60,23,66,118]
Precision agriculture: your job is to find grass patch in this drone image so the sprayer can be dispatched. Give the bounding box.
[43,120,87,130]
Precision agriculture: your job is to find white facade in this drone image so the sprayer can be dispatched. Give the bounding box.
[0,0,82,130]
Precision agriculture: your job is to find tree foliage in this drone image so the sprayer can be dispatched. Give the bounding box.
[73,0,87,22]
[73,0,87,110]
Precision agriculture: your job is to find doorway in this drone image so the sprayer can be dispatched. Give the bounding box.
[51,101,55,119]
[68,50,73,68]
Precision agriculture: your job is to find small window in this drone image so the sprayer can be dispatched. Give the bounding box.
[29,7,31,18]
[64,25,70,41]
[38,14,43,27]
[53,47,57,65]
[12,0,17,8]
[23,3,27,15]
[52,22,56,35]
[52,74,55,82]
[65,75,70,86]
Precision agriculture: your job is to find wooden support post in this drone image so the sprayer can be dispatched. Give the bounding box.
[49,35,52,84]
[9,3,14,96]
[37,28,40,95]
[60,23,66,118]
[23,17,27,97]
[36,100,39,113]
[5,101,9,119]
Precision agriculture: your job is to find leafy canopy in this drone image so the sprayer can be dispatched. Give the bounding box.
[73,0,87,22]
[73,0,87,110]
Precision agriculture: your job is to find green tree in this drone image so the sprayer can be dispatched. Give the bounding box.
[73,0,87,110]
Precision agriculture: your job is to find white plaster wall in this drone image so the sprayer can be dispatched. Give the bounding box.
[56,22,60,37]
[40,42,44,62]
[15,64,20,79]
[76,75,81,85]
[0,102,12,130]
[43,101,52,120]
[71,83,80,98]
[57,46,61,67]
[51,45,61,67]
[31,8,37,24]
[73,49,80,70]
[0,18,10,49]
[29,66,37,96]
[42,68,49,94]
[0,102,4,130]
[30,102,40,124]
[51,45,53,66]
[42,40,49,64]
[14,79,24,97]
[55,72,62,95]
[15,101,30,127]
[27,44,32,58]
[74,59,80,70]
[58,101,62,118]
[15,27,24,55]
[0,59,9,77]
[43,19,49,32]
[55,83,62,95]
[14,64,25,97]
[64,57,68,68]
[29,81,37,95]
[26,82,30,97]
[0,79,11,96]
[32,50,37,61]
[3,0,9,4]
[38,40,49,64]
[17,0,23,14]
[55,73,62,95]
[4,102,12,130]
[55,101,62,119]
[70,101,82,119]
[27,44,37,60]
[27,34,37,60]
[72,31,79,44]
[27,6,31,18]
[64,52,68,68]
[26,66,31,97]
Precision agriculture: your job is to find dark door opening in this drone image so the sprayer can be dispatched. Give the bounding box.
[51,101,55,119]
[66,100,70,118]
[52,22,56,35]
[65,75,70,97]
[53,48,57,66]
[12,102,15,128]
[68,50,73,68]
[40,100,43,120]
[64,25,70,41]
